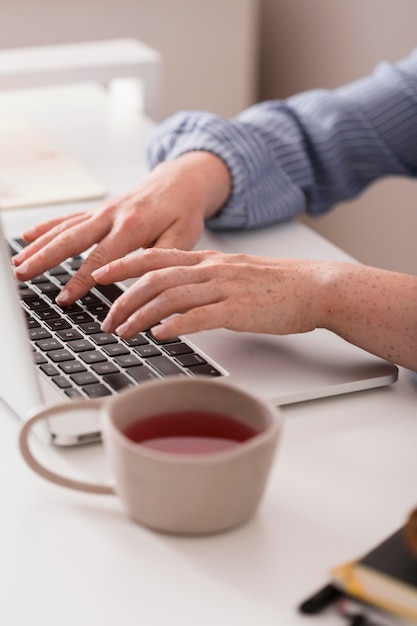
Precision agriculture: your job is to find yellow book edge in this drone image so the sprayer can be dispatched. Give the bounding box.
[331,560,417,623]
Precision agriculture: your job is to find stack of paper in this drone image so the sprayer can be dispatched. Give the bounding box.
[0,117,106,210]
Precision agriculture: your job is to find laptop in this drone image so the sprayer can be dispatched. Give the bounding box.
[0,215,398,446]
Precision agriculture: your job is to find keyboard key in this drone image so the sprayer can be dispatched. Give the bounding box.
[123,334,149,347]
[66,257,83,271]
[93,283,124,303]
[29,327,52,341]
[40,363,59,377]
[46,318,71,331]
[69,311,95,324]
[56,328,83,342]
[12,237,28,249]
[188,363,223,377]
[64,388,83,399]
[80,351,107,364]
[146,331,181,346]
[134,344,161,358]
[126,364,159,383]
[19,287,37,300]
[49,265,68,276]
[91,362,119,375]
[52,375,72,389]
[102,372,133,391]
[147,355,188,377]
[56,303,82,314]
[102,344,130,357]
[162,342,194,357]
[27,317,41,329]
[36,282,60,296]
[35,338,64,352]
[36,309,60,321]
[43,290,61,303]
[115,354,142,368]
[90,332,118,346]
[49,349,75,363]
[174,354,207,368]
[79,321,102,335]
[25,297,50,311]
[67,339,95,353]
[80,292,101,305]
[87,303,109,319]
[29,275,49,284]
[59,361,87,375]
[82,384,112,398]
[55,273,72,285]
[33,351,47,365]
[70,372,99,386]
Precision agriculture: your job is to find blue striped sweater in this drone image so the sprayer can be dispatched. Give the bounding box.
[147,48,417,230]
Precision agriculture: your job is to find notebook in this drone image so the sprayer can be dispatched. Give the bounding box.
[0,117,106,210]
[0,215,398,446]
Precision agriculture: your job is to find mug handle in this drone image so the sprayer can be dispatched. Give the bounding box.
[19,400,115,495]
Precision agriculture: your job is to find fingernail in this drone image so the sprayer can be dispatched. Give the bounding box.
[14,259,29,273]
[56,288,71,306]
[115,321,130,336]
[100,315,113,333]
[92,265,108,280]
[151,323,165,338]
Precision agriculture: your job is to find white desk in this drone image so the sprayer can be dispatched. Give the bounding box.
[1,84,417,626]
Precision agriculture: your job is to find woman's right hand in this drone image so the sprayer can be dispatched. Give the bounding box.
[13,151,231,306]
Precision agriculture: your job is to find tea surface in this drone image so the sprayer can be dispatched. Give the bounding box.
[123,411,258,454]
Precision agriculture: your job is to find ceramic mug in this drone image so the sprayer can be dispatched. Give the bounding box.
[19,377,283,535]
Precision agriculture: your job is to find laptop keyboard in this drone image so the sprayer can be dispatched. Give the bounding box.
[9,238,224,400]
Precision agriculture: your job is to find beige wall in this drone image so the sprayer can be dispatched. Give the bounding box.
[259,0,417,274]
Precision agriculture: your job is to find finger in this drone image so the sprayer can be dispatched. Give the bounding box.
[100,264,212,333]
[151,303,231,339]
[13,213,92,270]
[55,229,141,305]
[13,192,126,269]
[21,212,87,243]
[13,211,117,284]
[92,248,207,284]
[114,283,225,338]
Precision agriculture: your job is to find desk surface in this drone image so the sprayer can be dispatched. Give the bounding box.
[1,84,416,626]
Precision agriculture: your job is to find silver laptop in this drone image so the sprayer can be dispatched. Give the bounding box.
[0,215,398,446]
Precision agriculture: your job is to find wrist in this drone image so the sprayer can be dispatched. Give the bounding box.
[170,151,232,219]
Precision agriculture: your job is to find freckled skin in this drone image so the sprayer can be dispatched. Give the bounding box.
[92,249,417,372]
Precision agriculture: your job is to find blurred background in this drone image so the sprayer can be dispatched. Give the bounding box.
[0,0,416,274]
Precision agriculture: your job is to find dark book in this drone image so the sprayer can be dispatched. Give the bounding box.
[331,527,417,623]
[337,595,416,626]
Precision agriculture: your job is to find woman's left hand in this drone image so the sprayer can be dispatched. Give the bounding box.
[92,248,325,340]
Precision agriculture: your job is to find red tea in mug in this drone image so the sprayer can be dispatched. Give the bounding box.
[122,411,259,454]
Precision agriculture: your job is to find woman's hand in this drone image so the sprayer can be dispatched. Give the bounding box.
[13,151,231,305]
[92,248,325,339]
[92,248,417,372]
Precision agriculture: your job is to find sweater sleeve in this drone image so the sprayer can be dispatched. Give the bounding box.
[147,49,417,230]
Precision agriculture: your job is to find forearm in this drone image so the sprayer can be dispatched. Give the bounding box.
[318,263,417,371]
